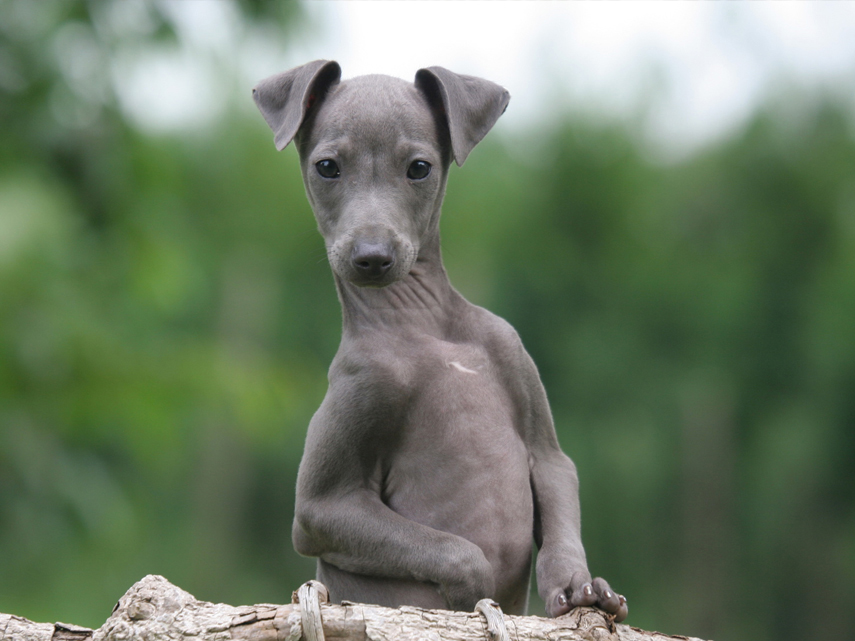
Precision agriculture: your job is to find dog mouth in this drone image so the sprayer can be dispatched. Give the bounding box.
[327,239,417,288]
[349,275,396,288]
[346,265,398,288]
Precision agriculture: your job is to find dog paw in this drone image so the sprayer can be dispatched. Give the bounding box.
[547,573,628,622]
[440,545,496,611]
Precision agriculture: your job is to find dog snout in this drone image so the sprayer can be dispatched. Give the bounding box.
[351,241,395,279]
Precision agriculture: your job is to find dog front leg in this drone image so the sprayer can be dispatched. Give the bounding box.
[514,347,628,622]
[293,487,494,609]
[531,447,628,621]
[292,384,495,611]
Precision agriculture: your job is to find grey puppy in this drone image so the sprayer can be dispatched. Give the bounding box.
[252,60,627,621]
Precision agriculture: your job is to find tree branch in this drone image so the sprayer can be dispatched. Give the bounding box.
[0,575,708,641]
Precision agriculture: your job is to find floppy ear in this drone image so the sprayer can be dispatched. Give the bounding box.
[415,66,510,166]
[252,60,342,151]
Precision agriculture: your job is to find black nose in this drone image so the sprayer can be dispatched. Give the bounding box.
[351,242,395,278]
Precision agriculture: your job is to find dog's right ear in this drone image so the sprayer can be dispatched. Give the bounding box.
[253,60,342,151]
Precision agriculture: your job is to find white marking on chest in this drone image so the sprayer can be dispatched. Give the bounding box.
[449,361,479,374]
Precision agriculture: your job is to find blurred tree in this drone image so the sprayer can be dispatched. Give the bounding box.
[0,0,324,627]
[443,103,855,639]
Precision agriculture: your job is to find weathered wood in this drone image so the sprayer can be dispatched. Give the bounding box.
[1,576,708,641]
[0,616,93,641]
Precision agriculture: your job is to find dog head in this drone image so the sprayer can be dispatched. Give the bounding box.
[253,61,509,288]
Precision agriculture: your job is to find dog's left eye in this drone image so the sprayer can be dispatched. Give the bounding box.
[316,159,340,178]
[407,160,431,180]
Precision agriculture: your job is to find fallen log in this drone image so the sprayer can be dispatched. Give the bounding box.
[0,575,708,641]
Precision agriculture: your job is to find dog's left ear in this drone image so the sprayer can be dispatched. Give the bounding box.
[253,60,342,151]
[415,67,510,166]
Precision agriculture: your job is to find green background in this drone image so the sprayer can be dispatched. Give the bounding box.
[1,3,853,640]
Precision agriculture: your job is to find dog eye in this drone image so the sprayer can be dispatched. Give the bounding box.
[407,160,431,180]
[316,159,340,178]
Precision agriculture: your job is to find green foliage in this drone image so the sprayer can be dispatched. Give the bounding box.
[1,2,854,640]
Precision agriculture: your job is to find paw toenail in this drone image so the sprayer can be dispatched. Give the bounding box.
[584,585,593,597]
[557,593,567,607]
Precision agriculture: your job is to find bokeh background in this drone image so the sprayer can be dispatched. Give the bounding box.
[2,2,854,640]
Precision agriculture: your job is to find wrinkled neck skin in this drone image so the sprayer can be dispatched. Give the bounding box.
[333,217,464,341]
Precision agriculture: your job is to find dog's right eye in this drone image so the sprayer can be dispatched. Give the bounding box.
[316,160,340,178]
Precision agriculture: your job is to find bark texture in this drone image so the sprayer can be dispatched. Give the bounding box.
[1,576,708,641]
